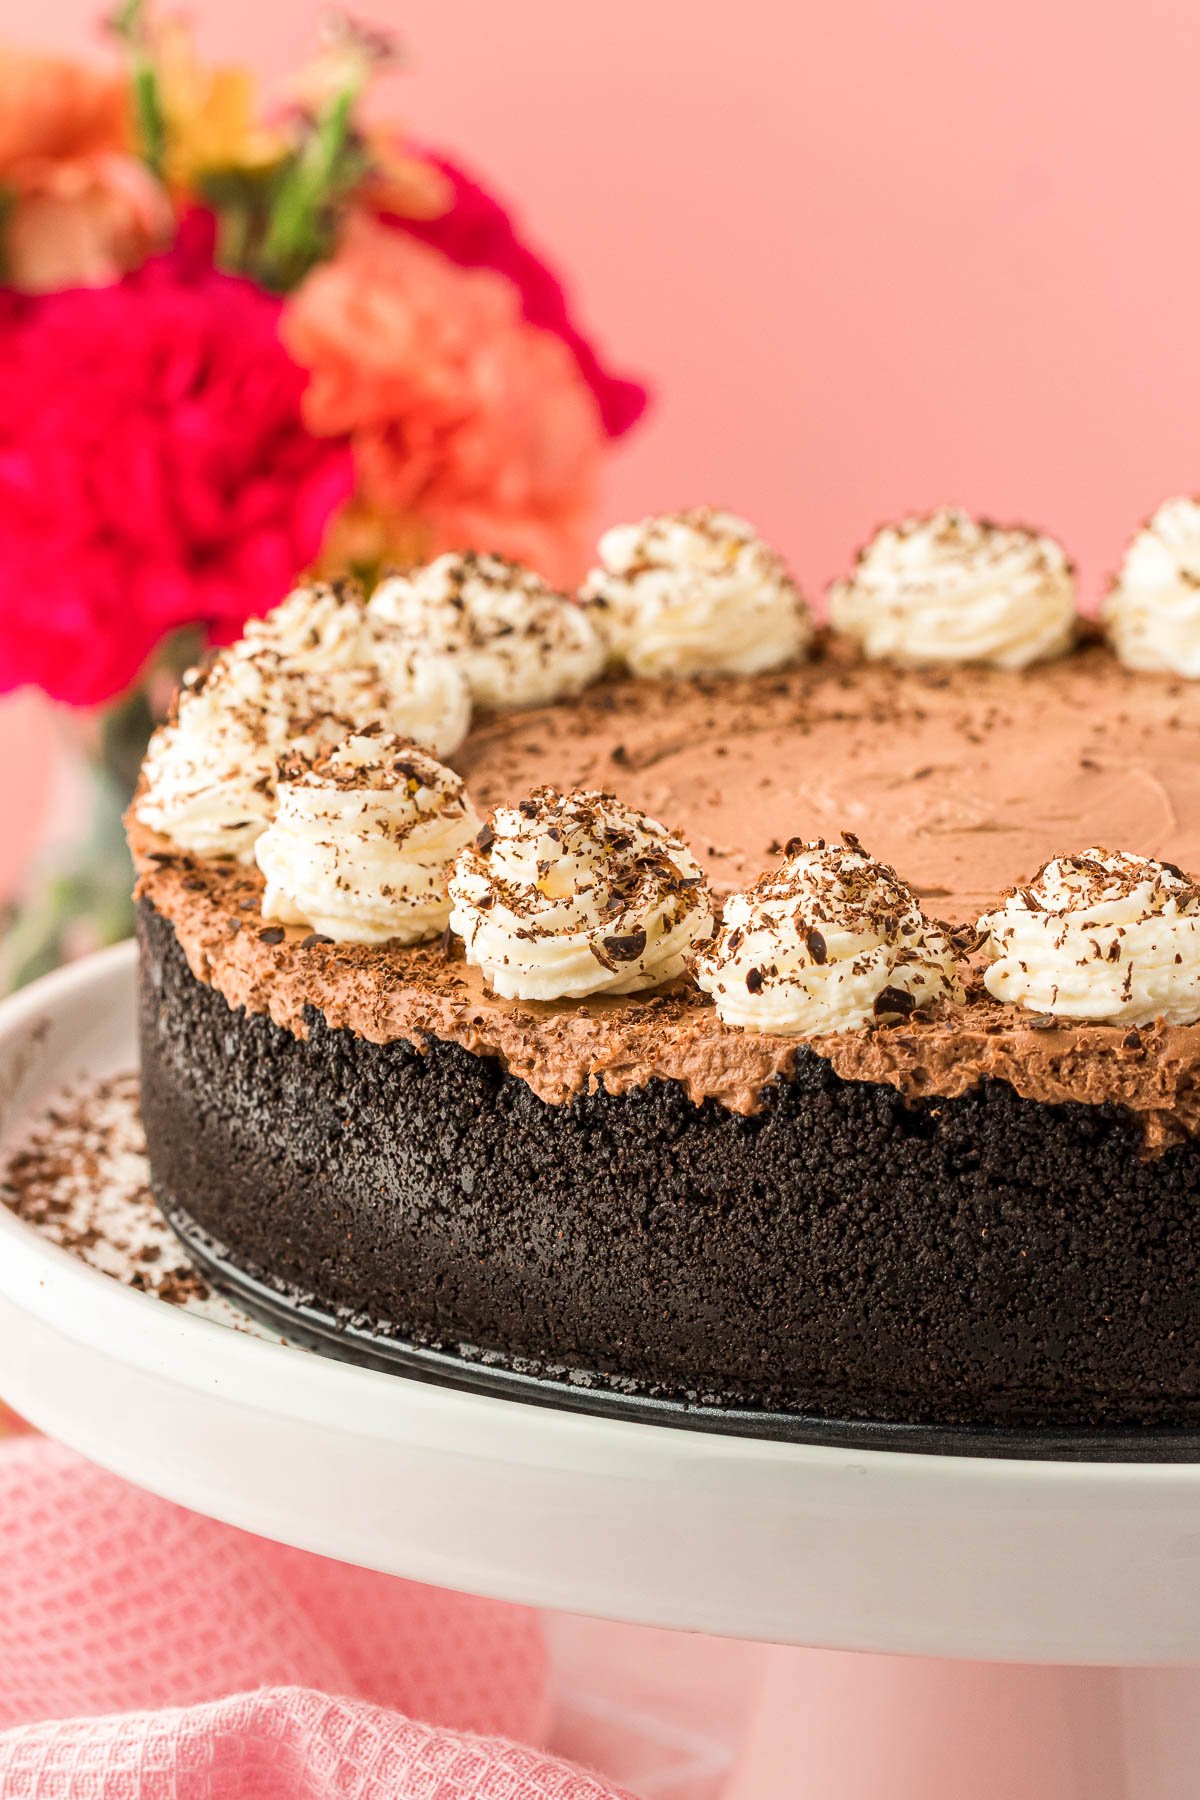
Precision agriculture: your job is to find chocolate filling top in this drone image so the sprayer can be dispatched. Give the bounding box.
[130,634,1200,1145]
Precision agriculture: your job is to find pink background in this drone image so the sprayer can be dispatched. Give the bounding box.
[5,0,1200,879]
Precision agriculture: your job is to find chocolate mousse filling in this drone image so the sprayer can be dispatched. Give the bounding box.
[132,638,1200,1147]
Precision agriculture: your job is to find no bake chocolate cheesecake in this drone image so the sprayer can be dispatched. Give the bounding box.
[131,506,1200,1430]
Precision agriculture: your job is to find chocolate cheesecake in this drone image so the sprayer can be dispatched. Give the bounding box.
[134,586,1200,1432]
[131,504,1200,1434]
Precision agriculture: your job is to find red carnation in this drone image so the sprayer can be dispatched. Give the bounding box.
[0,215,353,706]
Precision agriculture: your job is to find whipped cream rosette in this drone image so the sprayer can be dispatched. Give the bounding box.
[978,847,1200,1026]
[136,651,325,862]
[241,581,471,758]
[1103,497,1200,678]
[448,787,714,1001]
[255,728,481,945]
[829,507,1076,671]
[135,583,471,861]
[580,507,812,679]
[369,552,604,710]
[693,837,963,1034]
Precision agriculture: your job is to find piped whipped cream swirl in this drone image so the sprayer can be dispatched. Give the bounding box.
[580,507,812,678]
[135,584,471,860]
[255,728,481,945]
[693,837,963,1034]
[978,848,1200,1026]
[1103,498,1200,677]
[136,652,326,861]
[448,787,714,1001]
[369,552,604,710]
[241,581,472,758]
[829,508,1076,670]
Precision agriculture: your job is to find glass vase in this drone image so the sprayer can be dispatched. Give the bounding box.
[3,632,201,990]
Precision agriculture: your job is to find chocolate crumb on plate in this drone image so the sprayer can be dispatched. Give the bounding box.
[0,1073,276,1340]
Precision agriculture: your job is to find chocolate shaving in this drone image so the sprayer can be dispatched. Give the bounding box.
[602,928,648,963]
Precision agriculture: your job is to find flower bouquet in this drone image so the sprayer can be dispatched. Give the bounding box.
[0,5,646,984]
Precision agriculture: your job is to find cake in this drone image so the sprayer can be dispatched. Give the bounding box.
[130,504,1200,1433]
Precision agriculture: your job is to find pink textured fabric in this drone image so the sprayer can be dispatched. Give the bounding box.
[0,1437,633,1800]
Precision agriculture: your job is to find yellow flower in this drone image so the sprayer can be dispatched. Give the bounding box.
[153,20,288,193]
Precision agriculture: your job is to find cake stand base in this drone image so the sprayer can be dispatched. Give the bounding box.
[4,945,1200,1800]
[727,1652,1200,1800]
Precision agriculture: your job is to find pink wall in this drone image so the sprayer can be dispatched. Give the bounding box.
[5,0,1200,881]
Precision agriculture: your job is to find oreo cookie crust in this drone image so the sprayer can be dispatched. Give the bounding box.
[138,899,1200,1430]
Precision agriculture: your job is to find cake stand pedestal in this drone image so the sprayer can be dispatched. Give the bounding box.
[2,945,1200,1800]
[725,1654,1200,1799]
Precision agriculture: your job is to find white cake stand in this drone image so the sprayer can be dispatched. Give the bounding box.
[2,943,1200,1798]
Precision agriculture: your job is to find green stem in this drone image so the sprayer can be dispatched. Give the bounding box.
[258,86,357,290]
[215,200,252,278]
[0,187,12,286]
[109,0,166,176]
[132,56,166,177]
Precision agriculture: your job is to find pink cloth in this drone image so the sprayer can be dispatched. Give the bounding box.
[0,1436,632,1799]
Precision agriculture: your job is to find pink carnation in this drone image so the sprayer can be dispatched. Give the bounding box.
[0,215,353,706]
[282,216,605,589]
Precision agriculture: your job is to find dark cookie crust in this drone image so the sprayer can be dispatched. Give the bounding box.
[138,899,1200,1428]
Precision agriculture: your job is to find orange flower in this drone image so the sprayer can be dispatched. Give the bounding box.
[0,48,170,293]
[282,216,604,589]
[0,48,128,176]
[5,151,171,294]
[357,128,452,223]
